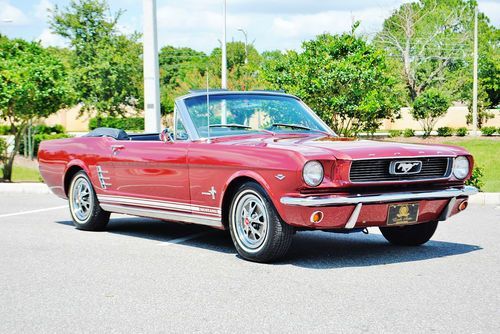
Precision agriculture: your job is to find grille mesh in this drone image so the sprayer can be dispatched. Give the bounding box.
[349,157,451,182]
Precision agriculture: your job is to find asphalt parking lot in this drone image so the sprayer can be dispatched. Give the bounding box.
[0,193,499,333]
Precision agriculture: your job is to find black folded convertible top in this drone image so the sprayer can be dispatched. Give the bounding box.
[85,127,129,140]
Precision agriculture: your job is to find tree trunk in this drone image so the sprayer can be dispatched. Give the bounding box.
[1,126,26,182]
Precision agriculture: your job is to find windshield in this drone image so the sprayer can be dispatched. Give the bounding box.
[183,94,333,138]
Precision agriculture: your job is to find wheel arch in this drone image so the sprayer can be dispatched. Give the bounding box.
[63,161,90,197]
[220,171,280,229]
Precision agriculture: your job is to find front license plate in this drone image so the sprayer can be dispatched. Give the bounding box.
[387,203,419,225]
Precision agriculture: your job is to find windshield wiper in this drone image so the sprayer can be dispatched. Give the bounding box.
[271,123,311,131]
[270,123,332,136]
[209,123,251,129]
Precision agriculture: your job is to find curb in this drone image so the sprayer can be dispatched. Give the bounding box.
[0,183,51,194]
[0,183,498,205]
[468,192,500,205]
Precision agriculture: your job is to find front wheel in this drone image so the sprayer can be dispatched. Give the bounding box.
[68,171,110,231]
[229,182,293,263]
[379,221,438,246]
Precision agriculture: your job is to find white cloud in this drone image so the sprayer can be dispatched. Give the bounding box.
[37,27,67,47]
[0,0,30,25]
[34,0,54,20]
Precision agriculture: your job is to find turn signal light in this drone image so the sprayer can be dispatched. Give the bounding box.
[310,211,324,224]
[458,201,468,211]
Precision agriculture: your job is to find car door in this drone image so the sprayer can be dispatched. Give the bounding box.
[102,139,191,214]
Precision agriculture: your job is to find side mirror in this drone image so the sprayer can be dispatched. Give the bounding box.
[159,128,174,143]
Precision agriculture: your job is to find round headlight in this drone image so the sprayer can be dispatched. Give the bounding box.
[303,161,324,187]
[453,156,470,179]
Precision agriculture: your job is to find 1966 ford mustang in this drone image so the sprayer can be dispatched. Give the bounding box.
[39,91,478,262]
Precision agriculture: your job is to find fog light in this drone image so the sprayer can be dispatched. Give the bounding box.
[458,201,468,211]
[310,211,324,224]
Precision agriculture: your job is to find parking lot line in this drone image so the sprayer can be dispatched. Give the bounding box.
[157,231,208,246]
[0,205,67,218]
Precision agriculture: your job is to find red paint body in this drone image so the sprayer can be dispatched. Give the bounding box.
[38,132,473,230]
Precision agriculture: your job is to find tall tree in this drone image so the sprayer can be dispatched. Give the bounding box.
[262,28,402,137]
[50,0,142,117]
[375,0,475,102]
[0,37,69,181]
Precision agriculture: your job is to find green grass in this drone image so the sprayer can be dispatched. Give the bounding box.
[0,165,42,182]
[443,139,500,192]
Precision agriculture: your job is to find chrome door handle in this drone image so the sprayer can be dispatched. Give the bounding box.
[111,145,124,152]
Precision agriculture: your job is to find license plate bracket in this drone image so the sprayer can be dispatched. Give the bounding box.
[387,203,419,225]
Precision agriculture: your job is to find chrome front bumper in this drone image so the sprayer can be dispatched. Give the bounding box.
[280,186,478,228]
[280,186,478,207]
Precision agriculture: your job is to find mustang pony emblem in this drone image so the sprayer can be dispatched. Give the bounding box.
[202,186,217,200]
[389,160,422,175]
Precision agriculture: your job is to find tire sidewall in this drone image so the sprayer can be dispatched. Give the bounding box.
[229,182,281,258]
[68,171,95,227]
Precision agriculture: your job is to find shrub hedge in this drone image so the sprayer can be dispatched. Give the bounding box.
[481,126,497,136]
[89,117,144,131]
[403,128,415,137]
[437,126,454,137]
[455,127,468,136]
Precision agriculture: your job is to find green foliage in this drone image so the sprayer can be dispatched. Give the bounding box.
[403,128,415,137]
[389,130,402,137]
[262,28,402,137]
[0,36,70,181]
[50,0,142,117]
[455,127,468,136]
[437,126,454,137]
[375,0,476,102]
[88,117,144,131]
[466,166,484,191]
[411,89,451,137]
[481,126,497,136]
[0,125,11,135]
[0,137,7,167]
[32,124,65,135]
[18,133,70,157]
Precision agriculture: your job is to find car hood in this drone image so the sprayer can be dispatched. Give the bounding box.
[215,134,469,160]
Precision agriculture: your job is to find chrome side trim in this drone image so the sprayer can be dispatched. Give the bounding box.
[100,204,223,228]
[345,203,362,229]
[97,195,221,216]
[280,186,478,207]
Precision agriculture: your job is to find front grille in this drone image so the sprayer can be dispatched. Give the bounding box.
[349,157,451,182]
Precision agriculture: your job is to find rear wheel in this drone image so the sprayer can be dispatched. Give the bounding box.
[68,171,110,231]
[229,182,293,263]
[379,221,438,246]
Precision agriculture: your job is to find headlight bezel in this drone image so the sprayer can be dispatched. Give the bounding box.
[302,160,324,187]
[452,156,470,180]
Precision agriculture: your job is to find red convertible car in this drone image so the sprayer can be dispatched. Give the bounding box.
[39,91,477,262]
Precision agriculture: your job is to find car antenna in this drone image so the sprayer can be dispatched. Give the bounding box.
[206,69,211,143]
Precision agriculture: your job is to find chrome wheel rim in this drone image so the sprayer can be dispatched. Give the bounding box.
[71,176,93,222]
[234,191,268,250]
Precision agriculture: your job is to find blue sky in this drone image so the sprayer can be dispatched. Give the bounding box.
[1,0,499,53]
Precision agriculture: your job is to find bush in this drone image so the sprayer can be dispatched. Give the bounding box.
[0,125,11,135]
[455,127,468,137]
[466,166,484,191]
[481,126,497,136]
[403,128,415,137]
[18,133,70,157]
[437,126,454,137]
[89,117,144,131]
[388,130,402,138]
[32,124,65,135]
